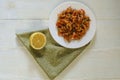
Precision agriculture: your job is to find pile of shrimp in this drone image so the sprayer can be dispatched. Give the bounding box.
[56,7,90,42]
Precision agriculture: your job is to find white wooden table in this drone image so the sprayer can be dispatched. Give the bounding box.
[0,0,120,80]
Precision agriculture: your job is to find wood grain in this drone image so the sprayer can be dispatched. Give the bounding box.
[0,0,119,19]
[0,0,120,80]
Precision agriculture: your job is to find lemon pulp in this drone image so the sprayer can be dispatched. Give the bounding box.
[30,32,46,50]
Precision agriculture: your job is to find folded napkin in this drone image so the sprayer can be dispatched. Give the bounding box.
[16,29,90,80]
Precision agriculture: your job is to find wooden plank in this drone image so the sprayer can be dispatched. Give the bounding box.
[0,47,120,80]
[0,20,48,48]
[0,48,49,80]
[93,19,120,49]
[0,0,120,80]
[0,0,119,19]
[0,19,120,49]
[56,48,120,80]
[81,0,120,19]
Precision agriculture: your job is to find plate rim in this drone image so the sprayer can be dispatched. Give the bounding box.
[49,1,96,48]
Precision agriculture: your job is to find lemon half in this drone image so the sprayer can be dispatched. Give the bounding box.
[30,32,46,50]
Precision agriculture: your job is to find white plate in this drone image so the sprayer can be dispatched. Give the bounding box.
[49,1,96,48]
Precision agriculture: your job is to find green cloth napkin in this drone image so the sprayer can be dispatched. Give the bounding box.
[16,29,90,80]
